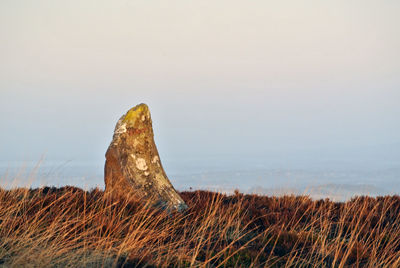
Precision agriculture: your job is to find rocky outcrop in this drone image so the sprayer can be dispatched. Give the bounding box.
[104,103,187,212]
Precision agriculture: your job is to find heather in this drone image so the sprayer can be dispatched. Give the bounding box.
[0,187,399,267]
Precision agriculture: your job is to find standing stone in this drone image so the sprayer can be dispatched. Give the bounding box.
[104,103,187,212]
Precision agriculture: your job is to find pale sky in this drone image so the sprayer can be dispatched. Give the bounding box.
[0,0,399,169]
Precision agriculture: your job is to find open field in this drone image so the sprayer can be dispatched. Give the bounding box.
[0,187,399,267]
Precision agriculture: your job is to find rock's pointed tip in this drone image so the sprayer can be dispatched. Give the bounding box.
[135,103,149,110]
[123,103,150,124]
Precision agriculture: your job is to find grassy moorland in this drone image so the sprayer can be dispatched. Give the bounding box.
[0,187,399,267]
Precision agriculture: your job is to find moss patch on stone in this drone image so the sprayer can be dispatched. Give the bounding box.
[122,103,149,124]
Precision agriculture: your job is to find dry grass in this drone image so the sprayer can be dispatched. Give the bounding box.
[0,186,399,267]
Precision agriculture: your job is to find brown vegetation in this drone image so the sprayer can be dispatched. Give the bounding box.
[0,186,399,267]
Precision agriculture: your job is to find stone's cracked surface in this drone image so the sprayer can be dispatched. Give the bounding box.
[104,103,188,212]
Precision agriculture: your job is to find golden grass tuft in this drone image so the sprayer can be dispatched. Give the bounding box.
[0,186,399,267]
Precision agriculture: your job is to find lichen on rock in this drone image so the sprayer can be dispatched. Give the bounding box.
[104,103,188,212]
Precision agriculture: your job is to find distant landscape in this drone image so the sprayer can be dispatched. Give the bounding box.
[1,152,399,202]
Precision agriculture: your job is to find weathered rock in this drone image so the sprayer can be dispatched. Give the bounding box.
[104,103,187,212]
